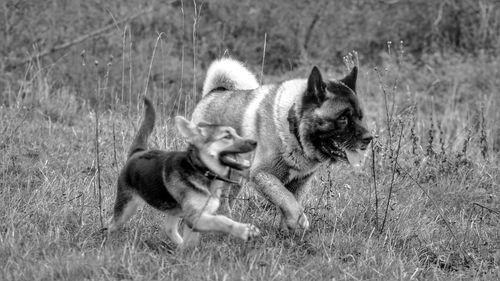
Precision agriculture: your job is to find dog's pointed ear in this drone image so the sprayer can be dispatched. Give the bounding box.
[340,66,357,92]
[175,116,199,140]
[304,66,326,105]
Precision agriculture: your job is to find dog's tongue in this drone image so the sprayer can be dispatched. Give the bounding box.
[345,149,367,170]
[220,154,251,170]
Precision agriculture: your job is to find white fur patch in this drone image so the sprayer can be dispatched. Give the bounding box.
[273,79,307,147]
[242,86,271,138]
[202,58,259,96]
[273,79,322,175]
[191,93,218,123]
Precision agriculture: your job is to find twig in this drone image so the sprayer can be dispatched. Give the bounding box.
[375,68,393,147]
[128,27,133,118]
[260,33,267,84]
[191,0,198,116]
[5,7,154,69]
[315,173,330,215]
[112,111,118,170]
[94,60,104,229]
[189,0,205,116]
[301,13,320,58]
[68,193,83,202]
[175,0,186,118]
[473,202,500,216]
[121,26,127,103]
[380,121,404,233]
[371,140,379,231]
[143,32,164,101]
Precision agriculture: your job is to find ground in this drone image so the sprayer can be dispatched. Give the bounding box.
[1,55,499,279]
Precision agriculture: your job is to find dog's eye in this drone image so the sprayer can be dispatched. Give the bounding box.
[337,116,348,127]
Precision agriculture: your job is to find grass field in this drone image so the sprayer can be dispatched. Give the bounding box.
[1,50,499,281]
[1,1,500,278]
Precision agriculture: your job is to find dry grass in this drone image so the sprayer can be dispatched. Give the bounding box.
[1,50,499,281]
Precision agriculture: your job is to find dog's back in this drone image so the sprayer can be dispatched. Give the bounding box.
[120,150,181,211]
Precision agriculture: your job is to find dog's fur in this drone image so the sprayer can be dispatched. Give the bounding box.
[108,98,260,246]
[192,58,372,232]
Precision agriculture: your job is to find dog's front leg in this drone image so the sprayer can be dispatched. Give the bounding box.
[186,213,260,241]
[251,171,310,232]
[162,212,183,245]
[285,175,313,231]
[180,224,201,249]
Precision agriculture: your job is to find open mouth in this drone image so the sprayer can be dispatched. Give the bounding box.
[219,152,252,171]
[321,141,347,161]
[321,141,368,168]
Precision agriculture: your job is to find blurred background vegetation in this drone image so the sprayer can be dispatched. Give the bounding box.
[1,0,499,140]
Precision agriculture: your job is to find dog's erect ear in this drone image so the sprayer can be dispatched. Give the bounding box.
[340,66,357,92]
[175,116,200,141]
[304,66,326,105]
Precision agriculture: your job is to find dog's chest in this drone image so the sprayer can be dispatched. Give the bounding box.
[287,166,318,182]
[261,152,319,185]
[204,195,221,214]
[189,180,223,213]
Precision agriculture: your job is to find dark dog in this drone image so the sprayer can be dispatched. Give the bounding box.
[108,98,260,246]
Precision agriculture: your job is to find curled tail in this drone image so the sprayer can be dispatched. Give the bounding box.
[202,58,259,97]
[128,97,155,158]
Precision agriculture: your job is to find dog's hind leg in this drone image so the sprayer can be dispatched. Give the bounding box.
[108,189,142,232]
[162,212,183,245]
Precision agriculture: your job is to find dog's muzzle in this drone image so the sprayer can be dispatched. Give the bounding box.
[321,133,372,168]
[219,140,257,171]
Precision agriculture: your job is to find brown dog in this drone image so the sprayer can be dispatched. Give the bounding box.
[108,98,260,246]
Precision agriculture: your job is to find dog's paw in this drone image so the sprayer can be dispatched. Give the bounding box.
[241,224,260,241]
[298,213,310,230]
[284,211,309,231]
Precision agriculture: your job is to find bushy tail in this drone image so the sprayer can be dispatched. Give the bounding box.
[202,58,259,97]
[128,97,155,158]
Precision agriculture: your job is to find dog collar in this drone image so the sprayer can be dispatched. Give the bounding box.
[202,169,240,184]
[186,146,240,184]
[287,106,304,150]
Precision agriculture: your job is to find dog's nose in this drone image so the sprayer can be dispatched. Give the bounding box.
[248,140,258,147]
[361,134,373,146]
